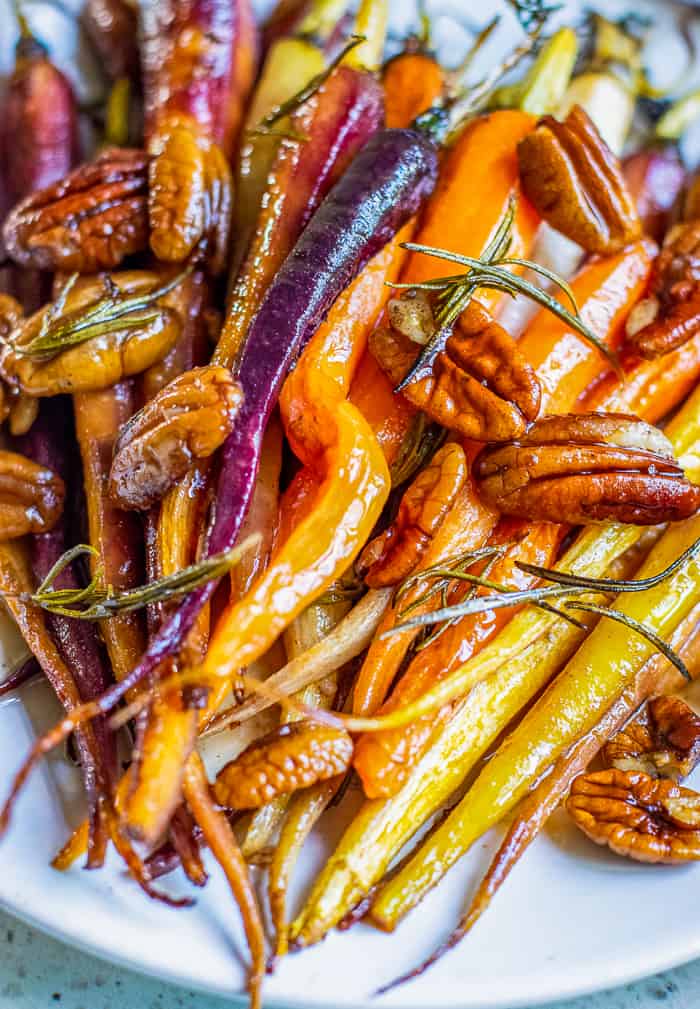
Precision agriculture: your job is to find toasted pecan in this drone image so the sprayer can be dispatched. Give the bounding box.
[0,271,184,396]
[213,722,353,810]
[148,114,233,274]
[603,696,700,781]
[370,300,541,442]
[109,365,241,510]
[359,442,468,588]
[626,220,700,358]
[474,412,700,526]
[0,449,64,539]
[567,768,700,864]
[518,104,641,254]
[3,148,148,273]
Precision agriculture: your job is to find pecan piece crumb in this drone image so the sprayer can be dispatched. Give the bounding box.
[567,768,700,864]
[358,442,467,588]
[474,412,700,526]
[109,364,241,510]
[370,299,541,442]
[0,449,64,540]
[3,148,148,273]
[213,722,353,810]
[603,696,700,781]
[518,104,641,254]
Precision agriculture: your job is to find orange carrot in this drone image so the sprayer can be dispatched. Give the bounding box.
[352,462,498,716]
[353,519,563,797]
[520,239,656,413]
[383,49,445,130]
[349,109,540,462]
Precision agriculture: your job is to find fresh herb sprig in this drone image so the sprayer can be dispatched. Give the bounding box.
[15,264,193,359]
[391,198,621,392]
[17,535,260,620]
[385,536,700,681]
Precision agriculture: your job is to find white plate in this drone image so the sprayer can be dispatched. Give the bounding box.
[2,1,700,1007]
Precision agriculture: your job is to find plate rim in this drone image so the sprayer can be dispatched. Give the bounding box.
[3,876,700,1009]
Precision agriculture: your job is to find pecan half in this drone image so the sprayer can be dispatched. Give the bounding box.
[109,365,241,510]
[148,114,233,275]
[370,299,541,441]
[626,220,700,358]
[0,449,64,539]
[475,412,700,526]
[603,696,700,781]
[358,442,468,588]
[518,105,641,254]
[0,270,184,396]
[3,148,148,273]
[567,768,700,864]
[213,722,353,810]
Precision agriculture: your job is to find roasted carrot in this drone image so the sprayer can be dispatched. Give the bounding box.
[73,386,146,680]
[519,239,656,412]
[349,110,542,715]
[442,604,700,961]
[371,515,700,928]
[218,0,387,367]
[353,520,564,798]
[383,48,445,130]
[182,754,265,1009]
[352,466,498,716]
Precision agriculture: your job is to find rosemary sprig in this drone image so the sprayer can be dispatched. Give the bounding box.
[251,35,364,136]
[515,536,700,593]
[21,535,260,620]
[15,264,193,359]
[391,197,622,391]
[384,537,700,679]
[565,601,691,682]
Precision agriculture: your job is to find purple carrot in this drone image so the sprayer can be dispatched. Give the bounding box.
[90,123,439,711]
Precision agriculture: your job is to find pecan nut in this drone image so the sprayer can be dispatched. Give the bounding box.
[474,412,700,526]
[148,114,233,275]
[3,148,148,273]
[213,722,353,810]
[0,449,64,540]
[518,104,641,254]
[603,696,700,781]
[567,768,700,864]
[109,365,241,510]
[626,220,700,358]
[0,270,184,396]
[358,442,468,588]
[370,299,541,441]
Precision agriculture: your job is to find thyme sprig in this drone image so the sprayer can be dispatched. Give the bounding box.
[391,198,621,392]
[15,264,193,359]
[19,535,260,620]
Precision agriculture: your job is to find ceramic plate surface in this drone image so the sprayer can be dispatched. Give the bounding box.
[2,1,700,1006]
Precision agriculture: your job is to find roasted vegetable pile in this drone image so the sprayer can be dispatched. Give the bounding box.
[4,0,700,1004]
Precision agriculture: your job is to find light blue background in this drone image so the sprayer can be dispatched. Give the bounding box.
[0,906,694,1009]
